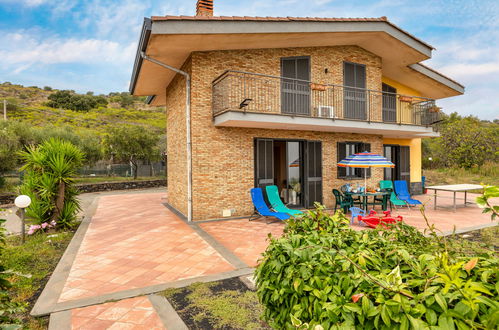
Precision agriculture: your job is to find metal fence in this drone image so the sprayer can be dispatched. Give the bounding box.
[212,70,441,127]
[78,162,166,178]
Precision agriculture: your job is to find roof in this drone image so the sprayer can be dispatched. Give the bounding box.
[149,15,434,50]
[130,15,463,104]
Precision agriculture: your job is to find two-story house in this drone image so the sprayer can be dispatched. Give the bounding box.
[130,0,464,221]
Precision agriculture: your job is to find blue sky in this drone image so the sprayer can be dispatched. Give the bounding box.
[0,0,497,119]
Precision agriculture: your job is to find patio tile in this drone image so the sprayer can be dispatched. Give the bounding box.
[70,296,165,329]
[58,192,234,302]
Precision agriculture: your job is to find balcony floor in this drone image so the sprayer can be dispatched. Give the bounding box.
[214,111,439,138]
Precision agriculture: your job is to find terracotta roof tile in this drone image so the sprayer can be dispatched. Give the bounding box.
[151,15,387,22]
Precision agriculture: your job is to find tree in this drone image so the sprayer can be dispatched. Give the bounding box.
[19,138,84,228]
[104,125,160,179]
[0,128,19,188]
[423,113,498,168]
[46,90,108,112]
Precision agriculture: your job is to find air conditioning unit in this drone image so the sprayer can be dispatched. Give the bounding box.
[317,106,335,118]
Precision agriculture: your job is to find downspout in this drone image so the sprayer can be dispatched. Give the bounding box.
[140,51,193,222]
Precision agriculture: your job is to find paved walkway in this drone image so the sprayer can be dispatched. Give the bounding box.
[34,189,495,329]
[59,193,233,302]
[71,296,165,329]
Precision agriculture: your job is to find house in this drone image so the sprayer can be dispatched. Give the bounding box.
[129,0,464,221]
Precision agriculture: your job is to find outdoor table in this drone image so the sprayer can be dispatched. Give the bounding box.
[345,191,390,211]
[425,184,483,212]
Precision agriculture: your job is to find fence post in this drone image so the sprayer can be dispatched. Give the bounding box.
[3,99,6,121]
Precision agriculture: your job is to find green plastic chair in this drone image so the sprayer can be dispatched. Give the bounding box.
[379,180,408,209]
[332,189,353,213]
[265,185,304,216]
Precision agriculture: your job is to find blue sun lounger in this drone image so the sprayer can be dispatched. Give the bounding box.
[249,188,290,222]
[394,180,422,206]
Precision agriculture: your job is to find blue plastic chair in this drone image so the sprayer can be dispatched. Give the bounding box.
[249,188,290,222]
[394,180,422,206]
[349,207,366,225]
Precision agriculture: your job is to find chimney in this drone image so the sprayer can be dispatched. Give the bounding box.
[196,0,213,17]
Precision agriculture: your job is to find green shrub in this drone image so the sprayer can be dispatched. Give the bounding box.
[0,217,25,326]
[255,205,498,329]
[19,138,84,228]
[46,90,108,112]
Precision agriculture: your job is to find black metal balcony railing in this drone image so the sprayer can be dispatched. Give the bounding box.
[212,70,441,127]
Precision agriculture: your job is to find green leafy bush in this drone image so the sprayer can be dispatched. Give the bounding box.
[255,205,498,329]
[19,138,84,228]
[0,216,25,327]
[46,90,108,111]
[476,185,499,220]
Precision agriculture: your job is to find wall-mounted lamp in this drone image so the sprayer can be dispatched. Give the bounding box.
[14,195,31,243]
[239,98,252,109]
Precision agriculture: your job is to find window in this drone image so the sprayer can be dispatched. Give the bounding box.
[337,142,371,179]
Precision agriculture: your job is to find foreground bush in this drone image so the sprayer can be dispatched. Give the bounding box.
[255,206,498,329]
[19,138,84,228]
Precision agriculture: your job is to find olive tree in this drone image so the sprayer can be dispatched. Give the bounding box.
[104,125,160,179]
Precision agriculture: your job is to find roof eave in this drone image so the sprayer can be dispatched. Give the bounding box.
[129,18,152,95]
[409,63,465,95]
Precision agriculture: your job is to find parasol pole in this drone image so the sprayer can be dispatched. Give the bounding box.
[364,166,367,191]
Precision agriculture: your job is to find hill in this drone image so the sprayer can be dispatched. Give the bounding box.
[0,82,165,135]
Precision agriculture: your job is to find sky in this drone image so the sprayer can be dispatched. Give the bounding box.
[0,0,498,119]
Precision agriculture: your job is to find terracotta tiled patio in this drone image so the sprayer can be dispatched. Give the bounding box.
[199,219,284,267]
[71,296,165,330]
[59,192,234,302]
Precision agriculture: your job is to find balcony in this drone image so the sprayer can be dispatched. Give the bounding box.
[212,70,441,138]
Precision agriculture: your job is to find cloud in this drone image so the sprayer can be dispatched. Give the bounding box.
[0,31,136,73]
[76,0,150,40]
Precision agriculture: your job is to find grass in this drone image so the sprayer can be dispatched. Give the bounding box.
[162,278,268,329]
[423,162,499,187]
[0,231,74,328]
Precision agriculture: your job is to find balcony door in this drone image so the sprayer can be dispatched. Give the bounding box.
[281,57,310,116]
[382,83,397,122]
[343,62,367,120]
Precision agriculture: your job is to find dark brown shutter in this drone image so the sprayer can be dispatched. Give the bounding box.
[337,142,346,178]
[255,139,274,189]
[305,141,323,207]
[399,146,410,186]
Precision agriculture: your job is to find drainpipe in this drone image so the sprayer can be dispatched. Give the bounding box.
[140,52,193,222]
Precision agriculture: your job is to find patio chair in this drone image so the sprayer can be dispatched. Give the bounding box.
[249,188,290,222]
[380,180,408,209]
[265,185,303,217]
[349,207,366,225]
[394,180,422,206]
[332,189,353,213]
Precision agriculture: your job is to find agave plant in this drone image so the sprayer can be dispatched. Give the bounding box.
[19,138,85,228]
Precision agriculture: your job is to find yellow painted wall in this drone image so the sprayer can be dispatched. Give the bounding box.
[382,76,421,96]
[382,77,423,125]
[382,138,422,182]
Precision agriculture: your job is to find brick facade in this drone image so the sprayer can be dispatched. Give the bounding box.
[166,46,389,220]
[165,58,192,216]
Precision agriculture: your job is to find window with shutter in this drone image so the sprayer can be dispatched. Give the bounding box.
[337,141,371,179]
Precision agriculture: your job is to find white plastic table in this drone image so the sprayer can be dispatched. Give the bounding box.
[425,184,483,212]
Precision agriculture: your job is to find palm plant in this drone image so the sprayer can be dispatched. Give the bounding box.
[19,138,84,228]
